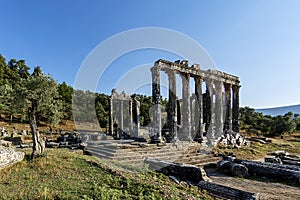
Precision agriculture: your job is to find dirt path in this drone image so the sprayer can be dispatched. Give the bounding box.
[206,169,300,200]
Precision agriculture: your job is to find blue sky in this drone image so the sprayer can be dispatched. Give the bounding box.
[1,0,300,108]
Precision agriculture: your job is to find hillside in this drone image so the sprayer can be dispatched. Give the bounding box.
[256,104,300,116]
[0,149,210,200]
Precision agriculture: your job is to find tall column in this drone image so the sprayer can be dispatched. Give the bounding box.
[167,70,178,141]
[120,99,124,131]
[232,85,240,132]
[215,81,223,138]
[224,83,232,132]
[206,79,215,146]
[190,94,196,139]
[129,99,133,135]
[195,77,203,141]
[151,66,162,142]
[108,97,113,135]
[132,98,140,137]
[181,73,191,141]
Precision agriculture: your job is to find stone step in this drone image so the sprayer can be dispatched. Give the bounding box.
[86,146,184,160]
[85,149,112,160]
[178,157,220,166]
[176,154,215,162]
[87,145,195,156]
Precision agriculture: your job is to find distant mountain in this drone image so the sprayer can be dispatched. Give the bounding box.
[255,104,300,116]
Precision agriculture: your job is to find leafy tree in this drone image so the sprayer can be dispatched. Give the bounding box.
[95,93,109,129]
[58,81,73,120]
[14,68,62,158]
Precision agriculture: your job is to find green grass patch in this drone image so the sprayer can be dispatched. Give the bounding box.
[0,149,211,200]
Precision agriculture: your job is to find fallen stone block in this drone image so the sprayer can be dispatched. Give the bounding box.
[144,157,203,182]
[217,160,248,178]
[197,181,259,200]
[265,156,282,164]
[0,147,24,170]
[235,159,300,184]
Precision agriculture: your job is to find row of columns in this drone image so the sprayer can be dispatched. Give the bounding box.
[151,67,240,144]
[108,94,140,137]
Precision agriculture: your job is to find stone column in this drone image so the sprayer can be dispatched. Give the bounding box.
[151,66,162,142]
[232,85,240,132]
[215,81,223,139]
[224,83,232,132]
[108,97,113,135]
[195,77,203,140]
[190,94,196,139]
[120,99,124,131]
[177,99,181,127]
[133,98,140,137]
[129,99,133,135]
[167,70,178,141]
[181,73,191,141]
[206,79,215,146]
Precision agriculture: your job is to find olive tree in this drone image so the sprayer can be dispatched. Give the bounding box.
[14,68,62,158]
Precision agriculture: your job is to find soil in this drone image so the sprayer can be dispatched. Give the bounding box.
[205,166,300,200]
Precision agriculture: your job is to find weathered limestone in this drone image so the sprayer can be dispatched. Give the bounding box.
[235,158,300,184]
[197,181,259,200]
[0,147,24,170]
[151,59,240,145]
[151,66,162,142]
[167,70,178,142]
[144,157,203,182]
[109,89,140,138]
[232,85,240,133]
[194,77,203,141]
[180,73,191,141]
[132,98,140,137]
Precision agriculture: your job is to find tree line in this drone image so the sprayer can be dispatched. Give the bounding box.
[0,54,157,130]
[1,54,298,137]
[240,106,300,136]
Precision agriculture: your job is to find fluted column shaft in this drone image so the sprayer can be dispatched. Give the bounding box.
[232,85,240,132]
[195,77,203,140]
[206,79,215,145]
[151,66,162,141]
[108,97,113,135]
[120,99,124,131]
[181,73,191,141]
[133,99,140,137]
[224,83,232,132]
[167,70,177,141]
[129,99,132,135]
[215,81,223,138]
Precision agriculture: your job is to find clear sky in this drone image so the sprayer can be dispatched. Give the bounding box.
[1,0,300,109]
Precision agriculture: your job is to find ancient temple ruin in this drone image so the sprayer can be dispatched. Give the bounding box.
[108,89,140,138]
[108,59,240,145]
[151,59,240,145]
